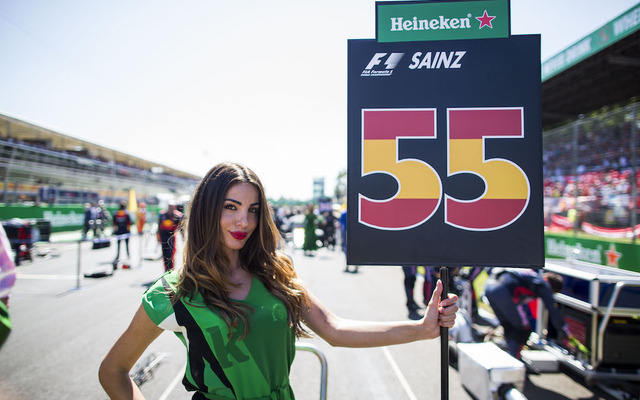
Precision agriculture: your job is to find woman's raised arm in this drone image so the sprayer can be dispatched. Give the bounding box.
[301,279,458,348]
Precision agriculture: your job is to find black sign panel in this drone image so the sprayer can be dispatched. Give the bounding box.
[347,35,542,267]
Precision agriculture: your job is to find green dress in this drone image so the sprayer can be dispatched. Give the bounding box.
[142,270,296,399]
[302,212,319,252]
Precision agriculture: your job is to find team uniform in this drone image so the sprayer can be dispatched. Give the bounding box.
[83,205,98,238]
[135,205,147,234]
[158,209,183,271]
[143,270,296,400]
[484,268,567,358]
[112,208,132,261]
[402,266,437,312]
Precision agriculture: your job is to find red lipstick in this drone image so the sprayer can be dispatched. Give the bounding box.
[230,231,247,240]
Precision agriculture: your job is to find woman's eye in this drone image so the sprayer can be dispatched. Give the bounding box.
[224,204,236,210]
[249,208,260,214]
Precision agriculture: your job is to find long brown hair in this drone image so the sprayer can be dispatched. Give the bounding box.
[176,162,310,338]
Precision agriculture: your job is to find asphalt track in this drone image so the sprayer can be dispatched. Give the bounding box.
[0,232,621,400]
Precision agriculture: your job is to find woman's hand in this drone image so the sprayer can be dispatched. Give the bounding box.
[421,279,459,340]
[99,305,163,399]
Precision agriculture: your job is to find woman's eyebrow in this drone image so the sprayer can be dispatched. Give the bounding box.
[224,198,260,207]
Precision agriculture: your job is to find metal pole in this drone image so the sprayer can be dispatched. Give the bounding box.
[76,239,82,290]
[572,115,583,236]
[440,266,449,400]
[631,104,638,244]
[3,145,17,204]
[596,281,640,367]
[139,231,144,268]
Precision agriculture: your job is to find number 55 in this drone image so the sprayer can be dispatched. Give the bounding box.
[359,107,529,231]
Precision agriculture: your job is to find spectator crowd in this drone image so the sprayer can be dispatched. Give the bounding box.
[543,113,640,230]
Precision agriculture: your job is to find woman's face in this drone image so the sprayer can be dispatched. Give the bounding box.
[219,182,260,255]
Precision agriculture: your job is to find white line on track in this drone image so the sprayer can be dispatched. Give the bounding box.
[159,363,186,400]
[382,347,418,400]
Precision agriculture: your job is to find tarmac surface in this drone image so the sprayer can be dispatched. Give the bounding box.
[0,231,626,400]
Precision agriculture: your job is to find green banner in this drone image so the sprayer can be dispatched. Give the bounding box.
[542,3,640,81]
[0,204,160,234]
[545,233,640,274]
[376,0,509,43]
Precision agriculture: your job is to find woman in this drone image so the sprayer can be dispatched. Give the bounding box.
[301,203,319,256]
[99,162,458,400]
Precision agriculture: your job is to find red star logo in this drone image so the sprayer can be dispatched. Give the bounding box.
[476,10,496,29]
[605,244,622,268]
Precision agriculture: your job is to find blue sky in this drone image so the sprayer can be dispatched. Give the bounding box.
[0,0,638,200]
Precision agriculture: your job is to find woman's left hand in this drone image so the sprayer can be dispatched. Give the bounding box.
[421,279,458,339]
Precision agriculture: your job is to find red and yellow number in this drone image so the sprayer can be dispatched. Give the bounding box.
[445,108,529,230]
[359,109,441,230]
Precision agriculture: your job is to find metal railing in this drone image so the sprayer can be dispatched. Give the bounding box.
[295,342,328,400]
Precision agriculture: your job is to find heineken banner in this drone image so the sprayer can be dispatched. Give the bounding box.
[347,35,543,267]
[0,204,161,234]
[545,233,640,274]
[376,0,509,43]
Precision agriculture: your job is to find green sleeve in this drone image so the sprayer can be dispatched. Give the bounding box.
[142,271,177,326]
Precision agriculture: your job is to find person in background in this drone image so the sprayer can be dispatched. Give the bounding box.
[0,223,17,348]
[456,266,485,319]
[99,162,459,400]
[274,207,286,238]
[318,210,336,250]
[113,202,132,264]
[82,202,97,239]
[484,268,569,359]
[96,199,111,238]
[136,202,147,235]
[339,207,358,273]
[157,201,183,271]
[402,266,439,318]
[302,203,319,256]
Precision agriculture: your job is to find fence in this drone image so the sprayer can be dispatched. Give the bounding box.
[544,102,640,241]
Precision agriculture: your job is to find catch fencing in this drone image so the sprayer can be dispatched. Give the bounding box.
[543,102,640,241]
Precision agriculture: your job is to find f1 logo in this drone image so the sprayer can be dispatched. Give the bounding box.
[365,53,404,70]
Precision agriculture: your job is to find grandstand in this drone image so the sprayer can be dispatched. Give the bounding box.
[542,3,640,271]
[541,3,640,129]
[542,2,639,235]
[0,112,200,206]
[543,105,637,229]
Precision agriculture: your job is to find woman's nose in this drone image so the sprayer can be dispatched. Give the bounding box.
[236,211,249,227]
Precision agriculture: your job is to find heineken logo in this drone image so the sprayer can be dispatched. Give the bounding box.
[42,210,84,228]
[476,11,497,29]
[390,15,473,32]
[545,238,604,264]
[377,0,509,43]
[389,10,497,33]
